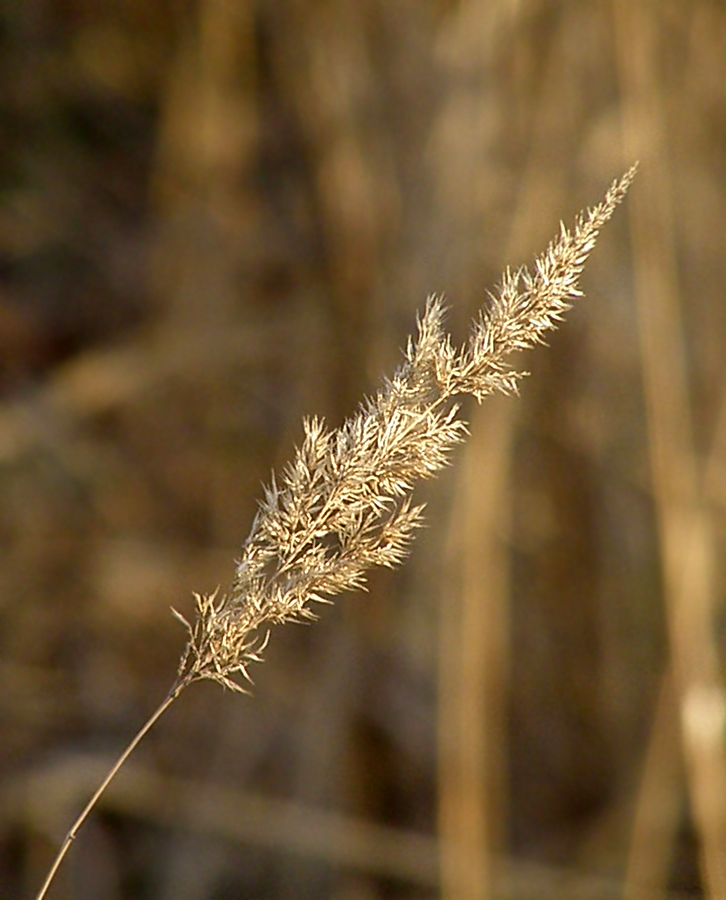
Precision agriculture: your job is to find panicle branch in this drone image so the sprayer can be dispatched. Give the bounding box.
[176,165,637,691]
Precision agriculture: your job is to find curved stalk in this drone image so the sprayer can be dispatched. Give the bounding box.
[34,676,193,900]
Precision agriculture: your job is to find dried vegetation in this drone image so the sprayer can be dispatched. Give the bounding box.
[1,2,725,900]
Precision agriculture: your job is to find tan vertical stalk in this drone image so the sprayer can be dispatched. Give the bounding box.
[149,0,259,547]
[622,670,683,900]
[150,0,258,324]
[270,1,397,413]
[612,3,726,897]
[433,5,514,896]
[439,398,514,900]
[434,6,599,894]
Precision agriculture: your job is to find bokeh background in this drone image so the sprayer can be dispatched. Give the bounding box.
[1,2,725,899]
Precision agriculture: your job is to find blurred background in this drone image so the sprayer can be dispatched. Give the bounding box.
[1,1,725,898]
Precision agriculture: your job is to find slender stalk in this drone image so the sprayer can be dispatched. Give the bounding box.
[34,675,193,900]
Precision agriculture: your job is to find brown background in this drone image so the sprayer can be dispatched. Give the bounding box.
[1,2,725,899]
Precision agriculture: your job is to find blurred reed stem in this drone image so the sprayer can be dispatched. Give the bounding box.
[614,2,726,896]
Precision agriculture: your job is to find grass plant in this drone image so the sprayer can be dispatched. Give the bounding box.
[33,166,635,900]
